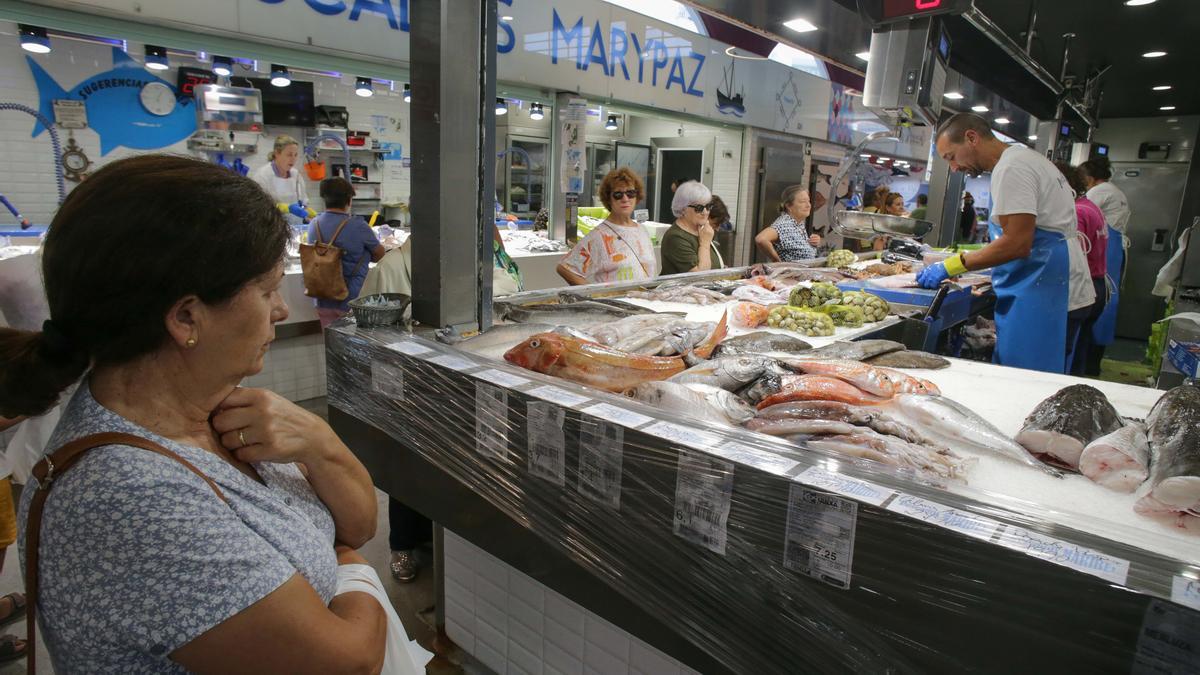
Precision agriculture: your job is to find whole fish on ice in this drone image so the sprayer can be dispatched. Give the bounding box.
[1134,385,1200,524]
[439,323,590,360]
[1079,423,1150,493]
[670,355,789,391]
[756,375,889,409]
[714,332,813,357]
[864,351,951,370]
[780,359,940,397]
[627,381,754,426]
[803,339,906,361]
[1016,385,1123,471]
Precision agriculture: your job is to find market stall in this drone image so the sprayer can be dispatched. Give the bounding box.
[327,264,1200,674]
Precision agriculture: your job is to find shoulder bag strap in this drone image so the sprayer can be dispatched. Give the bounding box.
[315,217,353,247]
[603,222,651,277]
[25,432,227,674]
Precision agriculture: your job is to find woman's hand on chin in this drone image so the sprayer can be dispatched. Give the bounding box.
[211,387,335,465]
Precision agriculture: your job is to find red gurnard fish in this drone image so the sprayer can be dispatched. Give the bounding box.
[755,374,889,410]
[782,359,940,397]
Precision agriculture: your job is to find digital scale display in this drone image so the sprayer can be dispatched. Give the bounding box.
[874,0,973,23]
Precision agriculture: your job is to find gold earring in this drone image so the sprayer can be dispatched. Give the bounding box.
[186,337,197,348]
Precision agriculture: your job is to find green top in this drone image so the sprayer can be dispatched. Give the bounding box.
[910,207,928,221]
[660,223,723,276]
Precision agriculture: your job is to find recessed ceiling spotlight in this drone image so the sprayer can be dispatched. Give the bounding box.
[1028,134,1038,141]
[1160,105,1176,111]
[495,98,508,115]
[1125,0,1157,5]
[994,117,1010,125]
[1152,85,1172,91]
[355,76,373,97]
[783,18,818,33]
[501,15,514,20]
[605,115,619,131]
[943,91,964,100]
[144,44,170,71]
[855,51,870,61]
[269,64,291,87]
[529,102,544,121]
[212,55,233,77]
[1142,51,1167,58]
[18,25,51,54]
[971,105,989,113]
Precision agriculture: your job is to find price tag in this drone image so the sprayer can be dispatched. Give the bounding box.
[476,368,531,389]
[475,384,509,460]
[709,442,799,476]
[527,385,591,408]
[431,353,478,372]
[783,485,857,589]
[886,494,1001,543]
[672,450,734,555]
[998,526,1130,585]
[577,419,625,508]
[795,465,894,507]
[527,401,566,486]
[1171,575,1200,611]
[1133,600,1200,675]
[370,360,404,400]
[644,421,721,451]
[387,340,433,356]
[580,402,654,429]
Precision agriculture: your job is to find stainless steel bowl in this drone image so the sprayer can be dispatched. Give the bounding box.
[833,211,934,239]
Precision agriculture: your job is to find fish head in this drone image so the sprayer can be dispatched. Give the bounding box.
[503,333,566,373]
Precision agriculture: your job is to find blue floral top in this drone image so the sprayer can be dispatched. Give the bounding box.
[18,383,337,674]
[770,212,817,261]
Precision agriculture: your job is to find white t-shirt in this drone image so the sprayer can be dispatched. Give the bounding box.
[1086,181,1131,234]
[560,220,657,284]
[251,161,308,206]
[990,146,1096,312]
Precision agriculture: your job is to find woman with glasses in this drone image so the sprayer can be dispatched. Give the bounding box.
[755,185,821,262]
[660,181,724,276]
[557,168,657,285]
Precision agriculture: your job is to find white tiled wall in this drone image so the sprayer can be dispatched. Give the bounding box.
[444,529,704,675]
[625,117,744,223]
[241,333,328,402]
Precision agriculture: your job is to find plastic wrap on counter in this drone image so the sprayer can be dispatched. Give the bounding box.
[326,321,1200,675]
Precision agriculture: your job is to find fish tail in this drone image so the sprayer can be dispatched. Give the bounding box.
[691,310,728,359]
[25,57,68,138]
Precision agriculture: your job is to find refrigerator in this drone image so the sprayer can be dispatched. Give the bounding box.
[1110,162,1191,340]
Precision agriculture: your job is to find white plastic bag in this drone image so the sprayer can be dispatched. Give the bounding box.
[335,563,433,675]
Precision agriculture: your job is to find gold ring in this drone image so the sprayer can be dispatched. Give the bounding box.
[238,430,246,447]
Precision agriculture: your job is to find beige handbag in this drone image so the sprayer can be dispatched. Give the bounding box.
[300,217,361,301]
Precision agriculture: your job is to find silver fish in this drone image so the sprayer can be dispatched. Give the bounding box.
[714,332,813,357]
[803,339,906,361]
[445,323,591,360]
[628,381,754,426]
[670,355,787,391]
[756,400,937,447]
[496,300,642,327]
[864,351,951,370]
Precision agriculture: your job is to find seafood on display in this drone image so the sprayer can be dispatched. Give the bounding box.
[627,381,754,427]
[713,332,812,357]
[756,375,891,408]
[731,284,784,305]
[864,350,951,370]
[1016,385,1124,471]
[780,359,941,397]
[669,355,789,391]
[1079,423,1150,493]
[1134,385,1200,525]
[803,339,906,362]
[626,285,729,305]
[496,299,647,327]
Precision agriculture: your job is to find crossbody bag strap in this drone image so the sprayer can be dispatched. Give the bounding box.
[25,432,227,675]
[603,221,651,277]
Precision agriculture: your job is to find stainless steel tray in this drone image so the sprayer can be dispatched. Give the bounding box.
[834,210,933,239]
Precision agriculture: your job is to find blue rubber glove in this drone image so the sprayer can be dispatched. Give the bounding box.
[288,201,309,219]
[916,262,950,289]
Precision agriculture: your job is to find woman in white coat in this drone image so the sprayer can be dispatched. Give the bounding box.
[252,135,310,227]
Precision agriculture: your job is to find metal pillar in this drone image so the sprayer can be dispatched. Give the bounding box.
[550,91,580,243]
[410,0,497,331]
[925,152,966,247]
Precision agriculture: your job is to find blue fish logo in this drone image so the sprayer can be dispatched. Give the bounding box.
[28,47,196,156]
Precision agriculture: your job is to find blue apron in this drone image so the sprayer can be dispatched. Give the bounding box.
[1091,225,1124,346]
[988,220,1071,373]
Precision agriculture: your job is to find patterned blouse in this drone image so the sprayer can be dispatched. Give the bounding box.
[769,212,817,261]
[18,383,338,674]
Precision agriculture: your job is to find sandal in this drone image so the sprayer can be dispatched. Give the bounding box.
[0,593,23,629]
[0,634,25,664]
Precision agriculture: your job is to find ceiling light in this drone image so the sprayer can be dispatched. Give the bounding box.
[855,51,870,61]
[859,154,871,159]
[1166,118,1178,123]
[971,105,989,113]
[1125,0,1157,5]
[994,117,1010,125]
[355,76,373,97]
[1028,134,1038,141]
[1152,85,1172,91]
[403,83,411,103]
[501,15,514,21]
[1142,51,1167,58]
[529,103,544,121]
[144,45,169,71]
[783,18,818,33]
[605,114,619,131]
[943,91,964,100]
[1160,105,1176,111]
[495,98,508,116]
[269,64,291,87]
[18,25,51,54]
[212,55,233,77]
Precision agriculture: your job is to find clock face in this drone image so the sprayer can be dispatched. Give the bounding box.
[139,82,177,116]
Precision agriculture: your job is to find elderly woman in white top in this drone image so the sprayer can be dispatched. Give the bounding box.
[660,181,724,276]
[755,185,821,262]
[251,135,311,226]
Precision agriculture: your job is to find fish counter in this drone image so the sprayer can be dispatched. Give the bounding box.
[327,267,1199,674]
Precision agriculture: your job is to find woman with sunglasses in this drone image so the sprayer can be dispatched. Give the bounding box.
[557,168,657,285]
[660,181,724,276]
[755,185,821,262]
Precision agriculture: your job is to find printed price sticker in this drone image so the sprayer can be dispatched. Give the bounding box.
[580,402,654,429]
[431,353,478,372]
[887,494,1002,543]
[577,419,625,508]
[644,421,721,451]
[783,485,858,590]
[476,368,531,389]
[386,340,433,356]
[527,401,566,486]
[672,450,734,555]
[475,384,509,460]
[998,526,1130,586]
[710,442,799,476]
[527,385,591,408]
[796,465,894,507]
[1171,575,1200,611]
[1133,599,1200,675]
[370,360,404,400]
